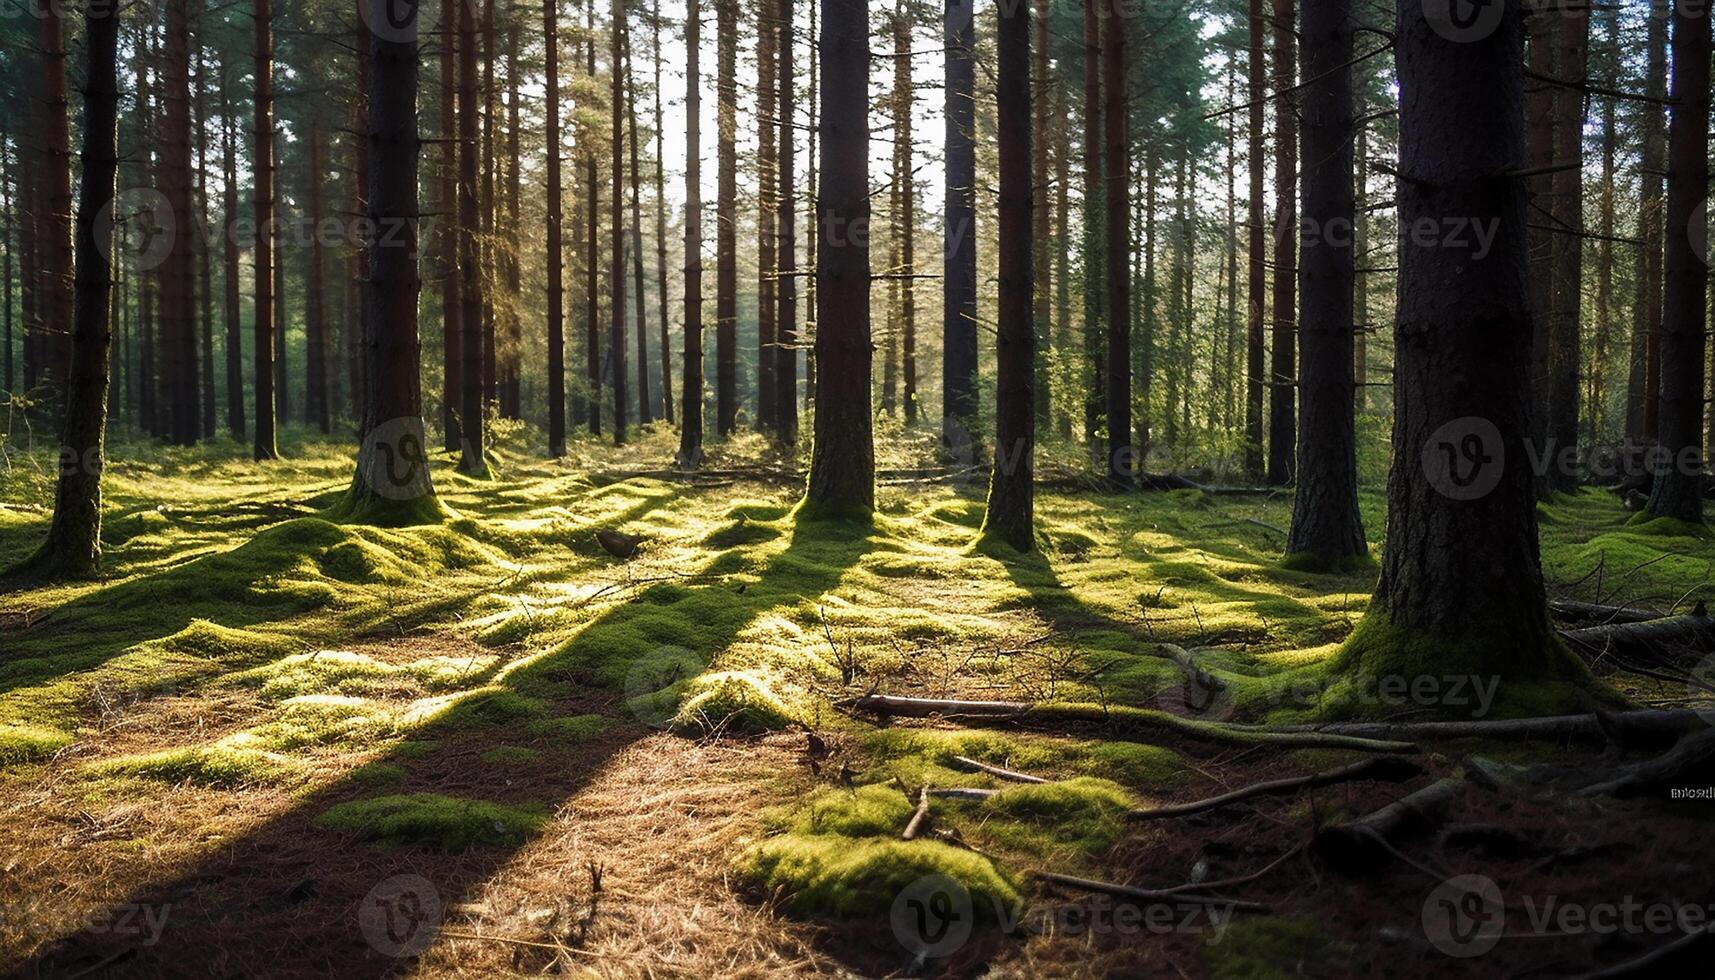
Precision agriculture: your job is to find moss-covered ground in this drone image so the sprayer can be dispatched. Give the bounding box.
[1,430,1710,977]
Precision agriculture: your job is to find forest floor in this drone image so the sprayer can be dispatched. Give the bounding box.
[1,428,1713,978]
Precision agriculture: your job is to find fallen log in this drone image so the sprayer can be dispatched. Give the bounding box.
[1580,727,1715,799]
[1160,643,1228,696]
[949,755,1051,784]
[1272,709,1707,746]
[1034,871,1271,912]
[1128,757,1423,821]
[902,788,933,840]
[845,695,1419,754]
[1313,778,1461,871]
[1548,598,1665,626]
[927,787,1000,801]
[1561,605,1715,664]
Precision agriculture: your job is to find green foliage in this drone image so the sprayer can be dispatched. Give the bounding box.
[737,836,1019,920]
[669,671,795,734]
[316,794,548,851]
[0,725,73,765]
[94,745,294,788]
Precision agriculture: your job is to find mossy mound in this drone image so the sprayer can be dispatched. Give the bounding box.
[0,725,74,765]
[668,671,795,735]
[972,777,1135,857]
[316,793,548,851]
[736,836,1018,920]
[411,687,547,730]
[234,650,496,700]
[480,746,540,766]
[1203,914,1347,979]
[95,745,294,787]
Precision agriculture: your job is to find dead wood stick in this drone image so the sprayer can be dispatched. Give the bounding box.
[1580,727,1715,798]
[1272,709,1706,745]
[847,695,1418,754]
[1313,778,1460,871]
[1035,871,1271,912]
[1561,608,1715,663]
[1548,598,1665,625]
[1159,643,1228,693]
[1129,757,1423,820]
[949,755,1051,783]
[1168,842,1308,895]
[928,787,1000,801]
[1562,922,1715,979]
[902,788,933,840]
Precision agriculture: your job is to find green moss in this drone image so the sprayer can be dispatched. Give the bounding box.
[316,793,548,851]
[1204,915,1345,979]
[668,671,795,735]
[975,777,1134,856]
[736,836,1018,920]
[769,784,918,837]
[419,687,547,729]
[1278,550,1375,575]
[349,762,407,787]
[480,746,540,766]
[233,650,495,700]
[243,695,396,749]
[863,728,1182,788]
[1624,513,1711,538]
[95,745,293,787]
[528,713,610,742]
[0,724,74,765]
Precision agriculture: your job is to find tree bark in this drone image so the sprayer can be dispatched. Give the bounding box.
[715,0,737,436]
[679,0,706,466]
[161,0,199,447]
[942,0,978,457]
[305,123,330,435]
[625,19,650,427]
[546,0,566,457]
[892,11,917,425]
[774,0,797,444]
[1285,0,1365,565]
[194,43,216,440]
[1245,0,1266,476]
[220,60,244,440]
[342,0,440,525]
[585,0,603,436]
[1266,0,1297,486]
[439,0,462,452]
[1342,0,1573,686]
[610,0,630,445]
[1644,1,1711,523]
[757,0,779,431]
[981,0,1033,551]
[653,0,674,427]
[502,24,523,420]
[23,0,120,579]
[1079,0,1103,463]
[802,0,874,520]
[253,0,278,459]
[1030,0,1051,434]
[36,0,74,406]
[457,0,487,473]
[1102,0,1129,487]
[1630,11,1667,443]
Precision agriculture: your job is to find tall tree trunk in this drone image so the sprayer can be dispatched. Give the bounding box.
[610,0,630,444]
[1266,0,1297,486]
[626,24,651,426]
[886,9,915,423]
[653,0,674,427]
[342,0,440,524]
[22,0,120,579]
[1545,7,1586,493]
[480,0,497,411]
[439,0,462,451]
[1285,0,1365,566]
[1353,118,1368,412]
[1030,0,1051,433]
[805,0,817,407]
[943,0,978,457]
[585,0,603,436]
[1139,146,1157,454]
[1631,12,1667,442]
[1644,2,1710,522]
[547,0,566,457]
[2,131,14,396]
[253,0,278,459]
[503,23,523,420]
[1054,101,1071,440]
[1244,0,1266,476]
[982,0,1032,551]
[758,0,779,431]
[1524,10,1555,472]
[162,0,198,447]
[715,0,737,435]
[1590,8,1615,447]
[1079,0,1103,462]
[1342,0,1577,696]
[220,62,244,439]
[457,0,487,473]
[1223,60,1240,439]
[194,44,216,439]
[1101,0,1129,487]
[345,6,367,433]
[803,0,874,519]
[274,212,288,427]
[37,0,74,405]
[305,124,330,434]
[775,0,797,443]
[679,0,706,465]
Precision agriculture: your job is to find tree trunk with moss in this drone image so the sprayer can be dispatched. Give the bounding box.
[1644,2,1711,524]
[1285,0,1365,567]
[981,0,1032,551]
[802,0,873,520]
[341,0,440,525]
[1338,0,1585,709]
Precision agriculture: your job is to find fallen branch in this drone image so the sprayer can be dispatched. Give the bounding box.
[949,755,1051,784]
[1273,710,1707,746]
[1035,871,1270,912]
[1561,606,1715,664]
[1562,922,1715,979]
[902,787,933,840]
[1313,778,1461,871]
[1129,757,1423,820]
[846,695,1418,753]
[1160,643,1228,696]
[1548,598,1665,626]
[927,786,1000,801]
[1580,727,1715,799]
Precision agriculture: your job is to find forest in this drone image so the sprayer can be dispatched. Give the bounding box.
[0,0,1712,975]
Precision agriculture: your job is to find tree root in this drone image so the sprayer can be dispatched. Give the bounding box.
[1274,709,1707,746]
[949,755,1050,784]
[1034,871,1271,912]
[1580,727,1715,798]
[1128,757,1423,820]
[1312,778,1461,872]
